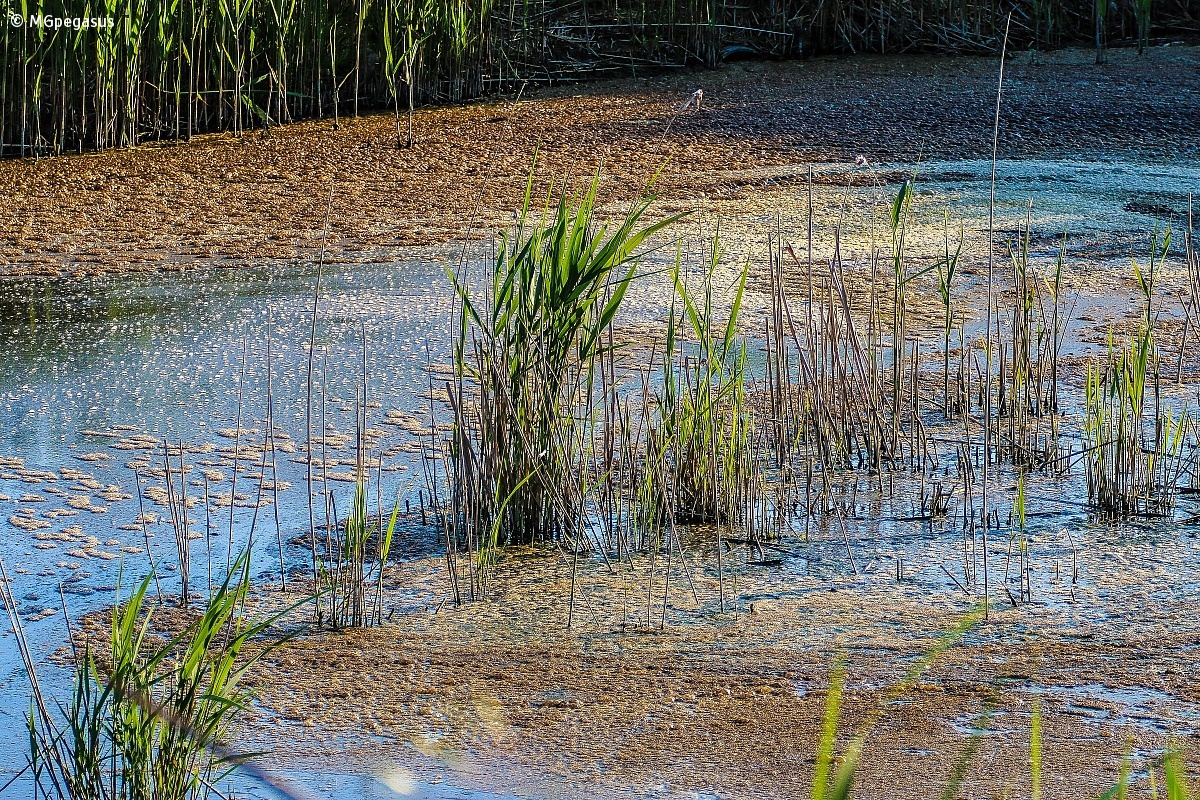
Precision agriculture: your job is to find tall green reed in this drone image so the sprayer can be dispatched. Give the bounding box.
[936,212,964,419]
[1083,229,1191,517]
[446,171,680,567]
[2,553,286,800]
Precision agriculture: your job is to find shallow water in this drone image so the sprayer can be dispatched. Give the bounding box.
[880,158,1195,232]
[225,766,525,800]
[744,157,1199,232]
[0,252,453,795]
[1,154,1199,796]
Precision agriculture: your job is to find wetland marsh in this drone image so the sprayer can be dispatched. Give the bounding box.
[2,45,1200,800]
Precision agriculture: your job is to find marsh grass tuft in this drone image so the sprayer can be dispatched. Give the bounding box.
[659,233,751,525]
[2,553,287,800]
[446,171,680,581]
[1083,229,1193,517]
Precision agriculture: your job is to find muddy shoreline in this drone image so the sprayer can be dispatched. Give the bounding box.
[0,45,1196,278]
[232,539,1200,799]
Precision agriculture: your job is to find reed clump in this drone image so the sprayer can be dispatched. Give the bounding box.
[657,237,751,524]
[1083,229,1192,517]
[445,174,679,586]
[1,554,279,800]
[996,209,1070,469]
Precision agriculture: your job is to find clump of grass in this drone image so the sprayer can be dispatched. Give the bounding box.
[332,473,373,627]
[884,179,942,468]
[1,553,283,800]
[1083,228,1191,517]
[887,180,917,452]
[447,171,680,561]
[998,205,1068,469]
[659,232,750,524]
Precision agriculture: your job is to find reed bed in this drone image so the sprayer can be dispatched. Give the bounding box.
[3,0,1196,157]
[411,167,1200,624]
[113,168,1187,635]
